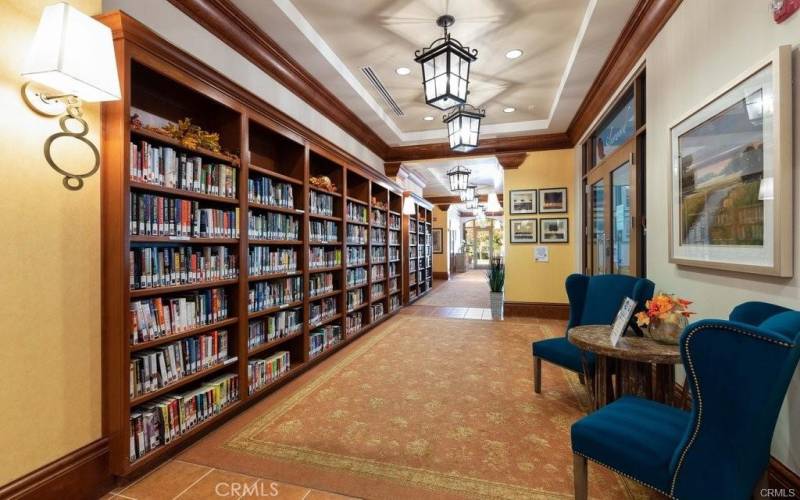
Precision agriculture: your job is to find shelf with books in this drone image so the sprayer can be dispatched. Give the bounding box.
[131,317,239,353]
[130,181,240,206]
[248,163,302,186]
[129,357,239,407]
[248,203,304,216]
[129,278,240,299]
[131,126,240,166]
[129,236,239,245]
[248,270,302,282]
[248,300,304,320]
[248,330,304,357]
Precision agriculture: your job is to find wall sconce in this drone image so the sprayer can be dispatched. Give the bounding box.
[21,2,120,190]
[402,197,416,215]
[487,192,502,212]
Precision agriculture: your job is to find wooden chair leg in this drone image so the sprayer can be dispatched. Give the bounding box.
[533,356,542,393]
[574,453,588,500]
[752,469,769,500]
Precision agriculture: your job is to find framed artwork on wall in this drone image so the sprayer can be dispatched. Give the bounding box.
[432,228,443,254]
[509,189,537,214]
[669,46,793,277]
[510,219,537,244]
[540,218,569,243]
[539,188,568,213]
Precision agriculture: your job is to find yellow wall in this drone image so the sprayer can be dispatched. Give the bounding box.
[0,0,102,485]
[504,149,576,304]
[431,206,449,274]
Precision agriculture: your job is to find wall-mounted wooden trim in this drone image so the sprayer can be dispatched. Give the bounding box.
[504,301,570,320]
[432,271,450,280]
[497,152,528,170]
[0,438,112,500]
[566,0,682,144]
[384,161,402,177]
[385,133,572,162]
[166,0,390,158]
[426,194,503,206]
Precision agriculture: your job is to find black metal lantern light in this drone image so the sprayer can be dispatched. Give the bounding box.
[444,103,485,153]
[414,15,477,110]
[459,184,477,202]
[447,165,471,192]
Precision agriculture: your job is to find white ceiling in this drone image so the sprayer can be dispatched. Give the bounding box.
[404,156,503,198]
[232,0,638,146]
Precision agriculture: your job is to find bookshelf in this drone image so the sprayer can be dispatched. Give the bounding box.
[402,194,434,304]
[100,12,410,478]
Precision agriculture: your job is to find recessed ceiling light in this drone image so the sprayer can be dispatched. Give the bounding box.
[423,115,434,121]
[503,107,516,113]
[396,67,411,76]
[505,49,523,59]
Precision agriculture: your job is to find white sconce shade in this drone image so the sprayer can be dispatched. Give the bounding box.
[402,197,416,215]
[22,3,120,102]
[487,192,502,212]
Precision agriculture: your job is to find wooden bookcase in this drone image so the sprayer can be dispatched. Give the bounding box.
[100,12,408,478]
[402,194,433,304]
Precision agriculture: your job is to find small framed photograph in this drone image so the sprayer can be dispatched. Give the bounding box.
[432,228,443,254]
[510,219,537,244]
[539,188,568,213]
[540,218,569,243]
[509,189,537,214]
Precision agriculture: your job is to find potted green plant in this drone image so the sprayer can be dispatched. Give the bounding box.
[487,257,505,319]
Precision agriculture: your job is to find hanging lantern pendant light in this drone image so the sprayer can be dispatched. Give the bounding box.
[414,15,478,111]
[444,103,486,153]
[447,164,471,192]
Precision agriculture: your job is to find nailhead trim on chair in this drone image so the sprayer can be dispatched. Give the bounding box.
[574,451,675,498]
[667,324,796,497]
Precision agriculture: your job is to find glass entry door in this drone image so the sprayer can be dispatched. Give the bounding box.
[585,140,639,276]
[464,219,504,269]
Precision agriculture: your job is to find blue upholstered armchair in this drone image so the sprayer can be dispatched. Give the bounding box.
[531,273,654,393]
[571,302,800,500]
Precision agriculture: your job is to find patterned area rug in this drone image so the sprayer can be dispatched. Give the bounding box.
[180,316,650,499]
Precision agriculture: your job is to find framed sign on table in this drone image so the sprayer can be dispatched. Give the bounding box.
[669,46,793,277]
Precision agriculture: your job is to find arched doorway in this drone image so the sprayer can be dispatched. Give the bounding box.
[464,218,504,269]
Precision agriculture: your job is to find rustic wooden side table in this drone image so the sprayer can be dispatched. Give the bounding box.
[567,324,682,411]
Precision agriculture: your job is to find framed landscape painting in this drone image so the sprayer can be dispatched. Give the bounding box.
[669,46,793,276]
[540,218,569,243]
[510,219,537,244]
[509,189,537,214]
[432,228,443,254]
[539,188,568,213]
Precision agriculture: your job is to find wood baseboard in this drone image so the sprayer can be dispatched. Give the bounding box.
[504,301,570,320]
[432,271,450,280]
[0,438,112,500]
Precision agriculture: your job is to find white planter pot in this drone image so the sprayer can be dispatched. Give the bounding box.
[489,291,504,319]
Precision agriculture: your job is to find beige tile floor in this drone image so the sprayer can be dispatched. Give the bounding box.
[104,460,358,500]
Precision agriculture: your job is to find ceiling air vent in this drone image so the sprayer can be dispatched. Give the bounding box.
[361,66,404,117]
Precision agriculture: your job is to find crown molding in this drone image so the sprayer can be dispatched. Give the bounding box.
[384,134,572,162]
[426,194,504,207]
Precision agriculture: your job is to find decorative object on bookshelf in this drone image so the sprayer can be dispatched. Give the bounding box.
[669,46,793,277]
[131,116,239,162]
[20,2,120,190]
[309,175,337,193]
[487,257,505,319]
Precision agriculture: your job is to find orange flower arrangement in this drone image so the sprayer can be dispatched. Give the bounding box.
[635,293,695,327]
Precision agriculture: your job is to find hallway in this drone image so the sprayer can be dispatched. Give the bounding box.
[415,270,491,309]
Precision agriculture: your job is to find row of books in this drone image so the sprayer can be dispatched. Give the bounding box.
[389,263,399,276]
[371,264,385,281]
[390,294,401,312]
[371,302,385,321]
[248,351,290,394]
[309,324,342,358]
[371,247,386,262]
[347,288,364,310]
[248,247,297,276]
[130,141,237,199]
[389,214,401,230]
[389,232,400,245]
[247,309,302,349]
[346,247,366,266]
[130,193,239,238]
[346,202,368,223]
[371,209,386,227]
[129,373,239,462]
[346,267,367,288]
[130,246,238,290]
[248,176,294,208]
[371,282,385,299]
[131,288,229,345]
[309,297,337,327]
[130,330,230,398]
[309,272,335,296]
[309,220,338,242]
[309,190,335,217]
[346,312,363,335]
[310,247,341,269]
[248,277,303,312]
[371,228,386,244]
[248,211,300,241]
[346,225,368,244]
[389,247,400,261]
[389,277,399,293]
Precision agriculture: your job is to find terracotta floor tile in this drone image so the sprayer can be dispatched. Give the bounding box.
[175,468,258,499]
[443,307,468,318]
[242,479,311,499]
[304,490,361,500]
[464,308,484,319]
[119,460,212,500]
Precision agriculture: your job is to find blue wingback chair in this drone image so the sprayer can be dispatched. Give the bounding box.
[571,301,800,500]
[531,273,654,393]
